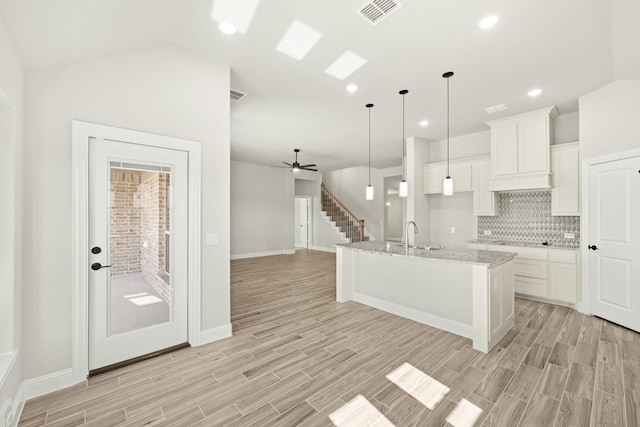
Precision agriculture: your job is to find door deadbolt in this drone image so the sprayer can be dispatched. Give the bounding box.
[91,246,102,254]
[588,245,598,250]
[91,263,111,271]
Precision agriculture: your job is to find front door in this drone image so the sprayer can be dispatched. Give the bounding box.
[589,156,640,332]
[89,137,188,370]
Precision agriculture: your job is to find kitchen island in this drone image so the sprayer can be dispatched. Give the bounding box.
[336,241,517,352]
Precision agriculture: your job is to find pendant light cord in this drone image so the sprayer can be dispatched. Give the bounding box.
[368,106,371,185]
[447,76,450,178]
[402,92,405,180]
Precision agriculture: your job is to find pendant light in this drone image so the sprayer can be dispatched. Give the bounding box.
[399,89,409,198]
[442,72,454,196]
[365,103,375,200]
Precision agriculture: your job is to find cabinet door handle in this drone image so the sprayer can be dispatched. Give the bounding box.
[588,245,598,250]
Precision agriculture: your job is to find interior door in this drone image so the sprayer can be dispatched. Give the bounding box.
[589,156,640,332]
[89,137,188,370]
[295,197,309,249]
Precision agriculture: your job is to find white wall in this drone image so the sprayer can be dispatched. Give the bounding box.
[579,79,640,160]
[429,193,476,248]
[406,137,431,245]
[23,47,230,379]
[612,0,640,80]
[231,161,289,257]
[0,13,24,415]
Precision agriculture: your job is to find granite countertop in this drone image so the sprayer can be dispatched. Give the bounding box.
[336,241,517,268]
[467,239,580,250]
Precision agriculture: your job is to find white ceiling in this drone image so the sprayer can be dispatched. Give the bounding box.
[0,0,617,170]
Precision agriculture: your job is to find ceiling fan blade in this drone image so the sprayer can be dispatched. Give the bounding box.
[282,162,293,167]
[270,165,292,168]
[299,164,317,168]
[301,167,318,171]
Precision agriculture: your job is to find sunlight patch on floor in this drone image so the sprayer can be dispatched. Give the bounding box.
[329,395,394,427]
[386,362,450,409]
[125,293,163,306]
[446,398,484,427]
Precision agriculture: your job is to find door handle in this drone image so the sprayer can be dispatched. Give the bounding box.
[588,245,598,250]
[91,263,111,271]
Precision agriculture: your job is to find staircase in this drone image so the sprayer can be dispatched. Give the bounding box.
[321,183,368,243]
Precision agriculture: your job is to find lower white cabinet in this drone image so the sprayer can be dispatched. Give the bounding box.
[548,250,578,304]
[469,243,579,306]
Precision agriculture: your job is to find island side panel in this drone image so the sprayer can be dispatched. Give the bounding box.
[472,260,515,352]
[351,251,474,339]
[336,246,353,302]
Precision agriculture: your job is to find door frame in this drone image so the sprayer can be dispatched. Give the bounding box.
[72,120,202,383]
[580,147,640,315]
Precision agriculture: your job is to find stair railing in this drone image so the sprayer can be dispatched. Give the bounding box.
[321,183,365,242]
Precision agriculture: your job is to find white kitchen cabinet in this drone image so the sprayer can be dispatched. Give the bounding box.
[473,157,498,216]
[468,243,579,307]
[548,250,578,304]
[487,106,558,191]
[423,159,473,194]
[551,142,580,216]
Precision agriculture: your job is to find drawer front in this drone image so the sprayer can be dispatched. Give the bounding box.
[515,276,548,298]
[514,258,548,279]
[548,249,577,264]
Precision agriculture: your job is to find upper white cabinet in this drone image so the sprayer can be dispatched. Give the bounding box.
[423,159,473,194]
[472,157,499,216]
[487,106,559,191]
[551,142,580,216]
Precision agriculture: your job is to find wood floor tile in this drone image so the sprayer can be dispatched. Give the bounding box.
[548,342,575,368]
[625,388,640,427]
[517,391,560,427]
[555,392,592,427]
[591,390,625,426]
[473,366,515,402]
[573,341,598,367]
[565,362,595,400]
[504,364,542,402]
[17,250,640,427]
[536,363,568,401]
[482,393,526,427]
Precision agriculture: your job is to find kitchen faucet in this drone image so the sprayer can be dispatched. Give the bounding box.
[405,221,419,254]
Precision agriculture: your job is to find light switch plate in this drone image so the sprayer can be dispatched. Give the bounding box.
[564,232,575,239]
[450,227,456,234]
[206,233,219,245]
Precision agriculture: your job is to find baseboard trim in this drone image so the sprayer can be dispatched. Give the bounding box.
[199,324,232,345]
[353,292,472,339]
[21,368,75,401]
[231,250,294,260]
[310,246,336,253]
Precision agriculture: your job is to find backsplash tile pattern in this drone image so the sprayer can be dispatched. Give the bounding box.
[478,190,580,248]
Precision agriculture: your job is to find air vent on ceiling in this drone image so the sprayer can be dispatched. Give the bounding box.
[230,89,246,101]
[356,0,402,25]
[484,103,509,114]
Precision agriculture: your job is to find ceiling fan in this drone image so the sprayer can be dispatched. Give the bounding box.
[280,148,318,172]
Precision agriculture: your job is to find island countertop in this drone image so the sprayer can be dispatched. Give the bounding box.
[336,241,516,268]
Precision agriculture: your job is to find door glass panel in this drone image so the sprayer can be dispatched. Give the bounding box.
[109,166,172,336]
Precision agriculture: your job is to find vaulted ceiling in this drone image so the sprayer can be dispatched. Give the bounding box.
[0,0,620,170]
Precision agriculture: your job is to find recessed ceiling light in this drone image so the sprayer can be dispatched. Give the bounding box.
[528,88,542,97]
[276,20,323,61]
[419,120,429,127]
[218,22,237,35]
[346,84,358,93]
[325,51,368,80]
[478,14,500,30]
[211,0,260,34]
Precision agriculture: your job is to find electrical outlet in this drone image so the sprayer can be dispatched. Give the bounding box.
[564,232,575,239]
[450,227,456,234]
[484,230,492,236]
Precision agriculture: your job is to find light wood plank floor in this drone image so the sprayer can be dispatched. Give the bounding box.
[19,250,640,426]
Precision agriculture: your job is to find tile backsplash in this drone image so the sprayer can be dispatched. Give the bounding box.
[478,190,580,248]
